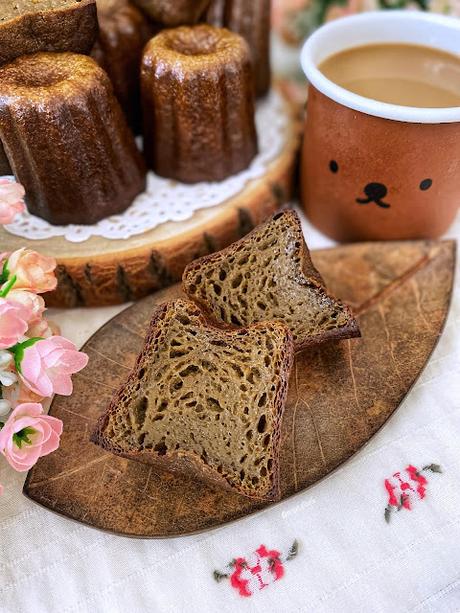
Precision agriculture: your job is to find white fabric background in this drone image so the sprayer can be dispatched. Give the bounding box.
[1,211,459,613]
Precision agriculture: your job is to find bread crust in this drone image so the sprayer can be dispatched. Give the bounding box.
[91,300,294,502]
[0,1,98,66]
[182,209,361,350]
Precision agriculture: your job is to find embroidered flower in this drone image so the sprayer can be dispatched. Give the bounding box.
[0,178,25,225]
[213,540,298,597]
[2,248,57,294]
[16,336,88,398]
[0,402,63,472]
[384,463,442,523]
[0,298,32,349]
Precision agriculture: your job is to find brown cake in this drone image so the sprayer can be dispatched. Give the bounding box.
[91,299,293,501]
[205,0,271,97]
[132,0,210,26]
[0,52,146,225]
[92,0,153,132]
[0,0,98,66]
[141,24,258,184]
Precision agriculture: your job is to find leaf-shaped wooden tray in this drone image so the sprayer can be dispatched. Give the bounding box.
[24,240,455,537]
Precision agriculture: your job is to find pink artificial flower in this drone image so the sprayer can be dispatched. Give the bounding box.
[0,483,3,496]
[19,336,88,398]
[0,179,25,225]
[4,248,57,294]
[2,380,44,407]
[0,298,31,349]
[7,290,45,325]
[26,317,59,339]
[0,403,63,472]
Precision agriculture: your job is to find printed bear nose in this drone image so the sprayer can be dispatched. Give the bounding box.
[364,182,387,200]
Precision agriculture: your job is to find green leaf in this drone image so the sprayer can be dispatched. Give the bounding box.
[12,426,36,449]
[0,274,17,298]
[286,539,299,561]
[423,464,442,474]
[8,337,43,373]
[0,258,9,284]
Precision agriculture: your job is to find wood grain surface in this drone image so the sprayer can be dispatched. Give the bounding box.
[23,240,456,537]
[0,90,301,308]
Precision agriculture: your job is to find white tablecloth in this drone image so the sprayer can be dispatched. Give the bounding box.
[1,211,459,613]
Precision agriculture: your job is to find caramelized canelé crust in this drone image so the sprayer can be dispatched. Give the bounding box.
[92,0,153,132]
[132,0,210,26]
[0,52,146,225]
[205,0,271,97]
[141,24,258,184]
[0,0,98,66]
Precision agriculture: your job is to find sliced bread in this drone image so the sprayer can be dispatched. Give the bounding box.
[183,209,360,350]
[0,0,97,66]
[91,299,294,501]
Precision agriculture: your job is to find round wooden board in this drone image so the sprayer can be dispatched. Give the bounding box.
[23,239,455,538]
[0,92,301,308]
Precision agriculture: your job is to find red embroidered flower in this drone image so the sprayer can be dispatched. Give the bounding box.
[384,463,442,523]
[214,540,298,597]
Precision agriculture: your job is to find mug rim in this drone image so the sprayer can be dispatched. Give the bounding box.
[300,11,460,124]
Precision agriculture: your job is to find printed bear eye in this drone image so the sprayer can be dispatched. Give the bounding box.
[329,160,339,173]
[420,178,432,191]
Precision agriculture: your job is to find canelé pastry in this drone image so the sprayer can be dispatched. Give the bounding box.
[183,210,360,350]
[0,0,98,66]
[92,0,153,132]
[206,0,271,97]
[141,24,258,183]
[91,299,293,501]
[0,52,146,226]
[132,0,210,26]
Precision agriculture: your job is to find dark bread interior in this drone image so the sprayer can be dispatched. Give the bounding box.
[183,209,360,350]
[91,299,294,501]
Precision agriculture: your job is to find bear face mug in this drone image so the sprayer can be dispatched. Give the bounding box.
[300,11,460,241]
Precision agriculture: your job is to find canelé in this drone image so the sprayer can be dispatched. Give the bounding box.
[205,0,271,97]
[0,52,146,225]
[141,25,258,184]
[0,0,98,66]
[132,0,210,26]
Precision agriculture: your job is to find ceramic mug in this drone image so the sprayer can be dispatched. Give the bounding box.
[300,11,460,242]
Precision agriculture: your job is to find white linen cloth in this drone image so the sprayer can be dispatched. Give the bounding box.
[1,211,459,613]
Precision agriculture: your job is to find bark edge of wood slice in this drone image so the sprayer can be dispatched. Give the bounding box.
[23,239,456,538]
[0,90,301,308]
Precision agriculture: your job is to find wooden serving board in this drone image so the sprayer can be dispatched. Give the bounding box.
[0,92,300,309]
[24,240,455,538]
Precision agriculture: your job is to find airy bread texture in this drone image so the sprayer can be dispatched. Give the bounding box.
[91,299,294,501]
[0,0,97,66]
[183,210,360,350]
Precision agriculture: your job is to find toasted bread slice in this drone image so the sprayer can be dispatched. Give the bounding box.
[183,209,360,350]
[91,299,293,501]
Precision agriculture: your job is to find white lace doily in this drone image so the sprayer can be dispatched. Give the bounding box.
[3,91,288,244]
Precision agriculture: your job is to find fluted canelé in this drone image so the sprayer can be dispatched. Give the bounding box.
[141,25,258,184]
[92,0,153,132]
[132,0,210,26]
[0,52,146,225]
[205,0,271,97]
